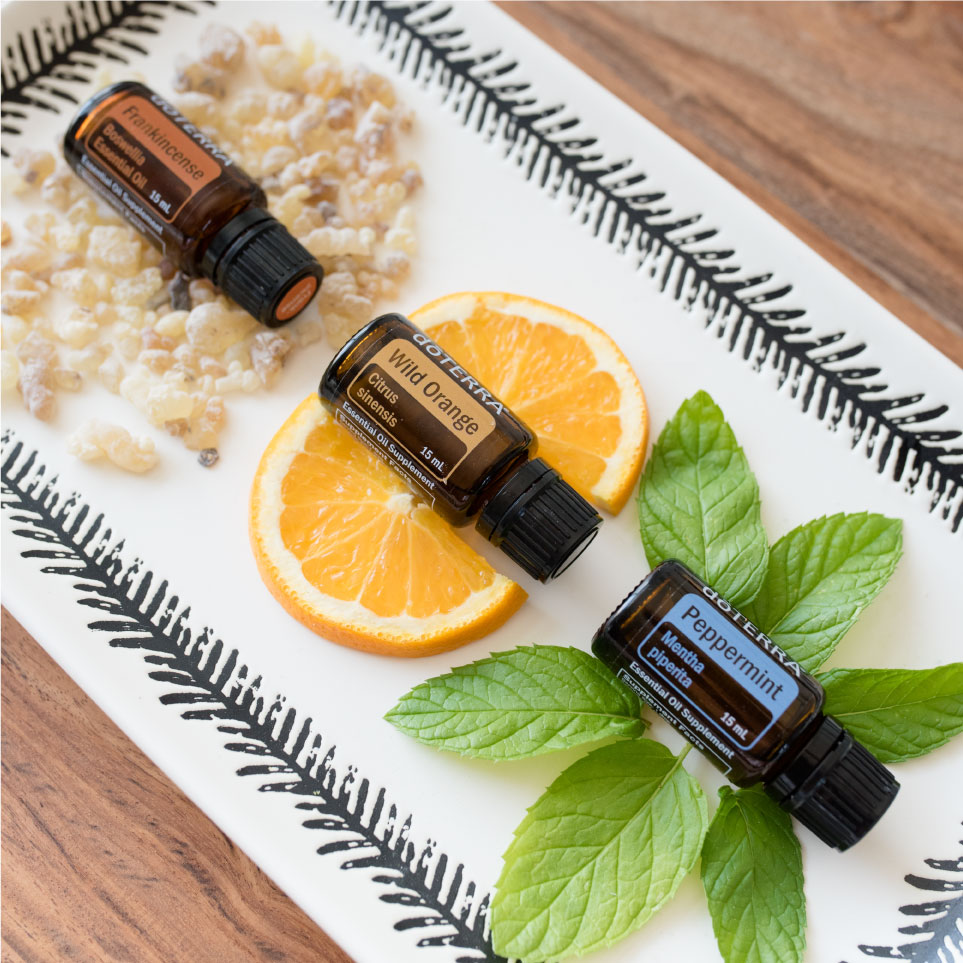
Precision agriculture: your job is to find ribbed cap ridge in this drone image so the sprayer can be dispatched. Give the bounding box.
[768,716,899,851]
[477,458,601,581]
[204,208,322,327]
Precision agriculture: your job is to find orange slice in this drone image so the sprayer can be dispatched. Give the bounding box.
[411,292,648,514]
[249,396,526,656]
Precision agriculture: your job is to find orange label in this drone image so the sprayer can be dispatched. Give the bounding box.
[83,93,221,223]
[275,275,319,321]
[346,338,497,482]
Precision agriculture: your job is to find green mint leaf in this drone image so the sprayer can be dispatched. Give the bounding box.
[701,786,806,963]
[638,390,768,607]
[384,645,645,761]
[742,512,901,672]
[491,740,707,961]
[819,664,963,762]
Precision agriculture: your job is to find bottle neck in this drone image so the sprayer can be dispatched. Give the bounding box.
[476,457,602,581]
[474,457,553,542]
[762,711,834,802]
[471,449,535,520]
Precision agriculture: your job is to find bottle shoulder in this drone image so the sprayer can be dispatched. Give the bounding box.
[63,81,144,157]
[319,314,409,402]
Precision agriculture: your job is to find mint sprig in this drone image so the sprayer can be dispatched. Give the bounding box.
[385,645,645,761]
[388,391,962,963]
[701,786,806,963]
[743,513,902,672]
[819,664,963,762]
[638,391,768,607]
[492,740,706,962]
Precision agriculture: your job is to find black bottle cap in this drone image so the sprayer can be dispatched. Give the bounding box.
[476,458,602,582]
[202,208,323,327]
[766,716,899,851]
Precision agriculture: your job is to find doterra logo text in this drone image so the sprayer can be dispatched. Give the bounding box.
[699,584,801,677]
[411,333,505,415]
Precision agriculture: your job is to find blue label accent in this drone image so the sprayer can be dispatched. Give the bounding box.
[636,593,798,749]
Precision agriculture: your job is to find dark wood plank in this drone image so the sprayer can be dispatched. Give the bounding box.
[1,609,355,963]
[499,1,963,365]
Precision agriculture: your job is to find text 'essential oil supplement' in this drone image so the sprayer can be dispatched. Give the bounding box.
[63,81,323,327]
[592,560,899,849]
[319,313,603,581]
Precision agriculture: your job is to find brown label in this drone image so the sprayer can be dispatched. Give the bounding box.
[83,93,221,223]
[346,338,496,481]
[275,275,318,321]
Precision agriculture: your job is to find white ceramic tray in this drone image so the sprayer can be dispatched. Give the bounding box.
[2,3,961,962]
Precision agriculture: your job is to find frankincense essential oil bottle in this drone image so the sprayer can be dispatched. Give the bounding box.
[63,80,322,327]
[319,313,603,582]
[592,560,900,850]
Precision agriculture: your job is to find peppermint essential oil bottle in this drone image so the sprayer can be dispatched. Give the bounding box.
[591,560,900,850]
[63,81,323,327]
[319,313,602,581]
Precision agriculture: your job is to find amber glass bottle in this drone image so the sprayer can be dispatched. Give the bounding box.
[319,313,603,581]
[592,560,899,850]
[63,81,322,327]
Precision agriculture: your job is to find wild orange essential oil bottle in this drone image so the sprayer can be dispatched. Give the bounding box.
[592,560,900,850]
[63,81,322,327]
[319,313,603,581]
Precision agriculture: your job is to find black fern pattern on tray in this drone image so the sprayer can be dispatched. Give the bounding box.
[849,829,963,962]
[1,0,207,156]
[1,1,960,531]
[0,432,503,963]
[5,436,963,962]
[1,2,962,956]
[329,0,963,533]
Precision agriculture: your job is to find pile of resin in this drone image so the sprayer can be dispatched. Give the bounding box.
[0,21,422,472]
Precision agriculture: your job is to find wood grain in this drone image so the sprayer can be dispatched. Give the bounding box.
[1,609,354,963]
[499,1,963,366]
[3,4,962,963]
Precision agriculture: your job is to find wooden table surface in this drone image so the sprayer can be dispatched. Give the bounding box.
[3,3,962,962]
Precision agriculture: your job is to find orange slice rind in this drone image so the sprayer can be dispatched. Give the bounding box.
[412,292,648,514]
[249,291,647,655]
[250,396,526,656]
